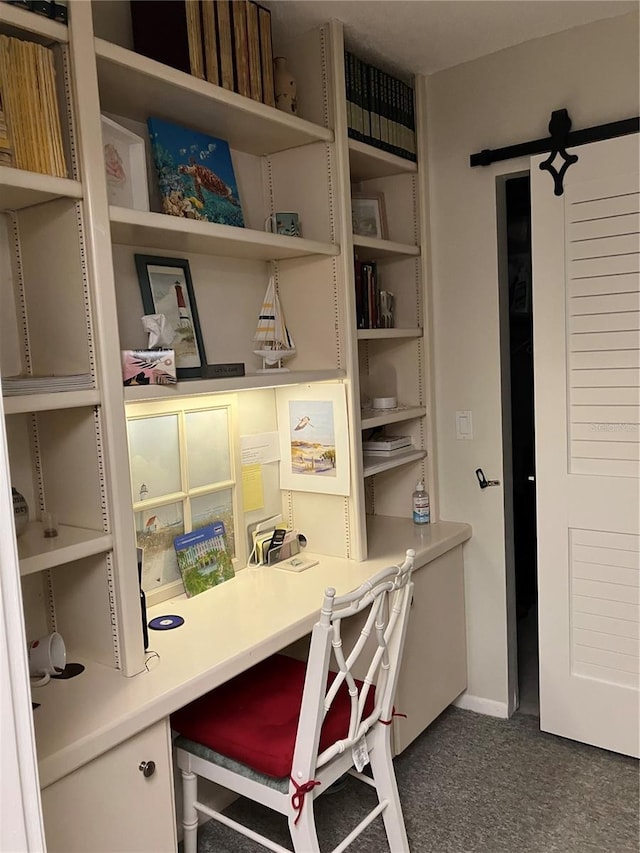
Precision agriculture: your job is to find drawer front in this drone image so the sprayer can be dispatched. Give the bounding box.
[42,719,176,853]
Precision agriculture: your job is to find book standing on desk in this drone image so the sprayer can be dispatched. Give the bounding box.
[174,522,235,597]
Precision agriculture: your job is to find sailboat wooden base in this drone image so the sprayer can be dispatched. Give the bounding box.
[256,366,290,373]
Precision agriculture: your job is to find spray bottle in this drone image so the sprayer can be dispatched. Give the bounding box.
[412,481,430,525]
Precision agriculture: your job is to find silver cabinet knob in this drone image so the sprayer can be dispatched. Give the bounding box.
[139,760,156,778]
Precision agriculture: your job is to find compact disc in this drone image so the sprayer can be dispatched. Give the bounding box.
[148,615,185,631]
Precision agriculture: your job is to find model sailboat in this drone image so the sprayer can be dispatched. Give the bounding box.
[253,277,296,372]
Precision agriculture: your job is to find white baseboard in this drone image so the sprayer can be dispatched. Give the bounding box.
[453,693,509,718]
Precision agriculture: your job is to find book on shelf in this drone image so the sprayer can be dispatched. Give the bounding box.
[130,0,205,81]
[355,259,388,330]
[363,445,415,458]
[257,3,275,107]
[128,0,276,109]
[147,116,244,227]
[200,0,220,85]
[344,49,416,161]
[362,435,413,451]
[5,1,68,23]
[0,34,67,177]
[1,373,93,394]
[214,0,235,91]
[245,0,262,102]
[0,90,13,167]
[230,0,250,98]
[174,521,235,598]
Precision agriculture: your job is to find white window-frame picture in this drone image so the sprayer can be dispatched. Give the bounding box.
[101,114,150,211]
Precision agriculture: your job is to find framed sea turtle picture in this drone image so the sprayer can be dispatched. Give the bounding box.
[147,117,244,227]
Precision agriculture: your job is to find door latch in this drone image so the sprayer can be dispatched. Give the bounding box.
[475,468,501,489]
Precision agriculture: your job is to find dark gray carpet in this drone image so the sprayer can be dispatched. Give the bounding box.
[196,707,639,853]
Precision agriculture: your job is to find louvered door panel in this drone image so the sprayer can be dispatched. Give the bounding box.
[533,135,639,756]
[571,528,640,688]
[567,174,640,477]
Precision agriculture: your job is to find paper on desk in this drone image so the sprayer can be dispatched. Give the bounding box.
[242,463,264,512]
[240,431,280,465]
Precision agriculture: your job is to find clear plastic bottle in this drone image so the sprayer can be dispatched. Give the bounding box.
[412,481,430,524]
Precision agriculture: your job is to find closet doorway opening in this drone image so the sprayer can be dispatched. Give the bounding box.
[499,174,539,717]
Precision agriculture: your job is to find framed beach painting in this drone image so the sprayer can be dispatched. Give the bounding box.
[134,254,207,379]
[275,383,350,496]
[147,117,244,227]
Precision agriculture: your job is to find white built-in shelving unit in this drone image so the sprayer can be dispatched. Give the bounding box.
[1,3,445,847]
[1,0,439,673]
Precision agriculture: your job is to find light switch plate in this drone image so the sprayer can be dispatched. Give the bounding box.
[456,410,473,440]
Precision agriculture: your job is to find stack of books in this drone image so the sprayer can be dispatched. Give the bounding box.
[0,35,67,177]
[131,0,275,108]
[362,435,414,457]
[355,259,395,330]
[5,1,68,24]
[2,373,93,395]
[345,50,416,162]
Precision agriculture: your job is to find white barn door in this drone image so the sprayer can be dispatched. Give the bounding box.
[531,134,639,757]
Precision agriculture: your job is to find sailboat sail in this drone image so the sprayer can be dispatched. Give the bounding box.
[253,277,296,370]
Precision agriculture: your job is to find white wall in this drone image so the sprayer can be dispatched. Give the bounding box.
[426,12,639,708]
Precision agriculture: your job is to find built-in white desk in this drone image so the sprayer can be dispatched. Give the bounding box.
[36,519,470,852]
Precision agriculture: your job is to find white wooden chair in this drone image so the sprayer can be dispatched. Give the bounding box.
[172,548,415,853]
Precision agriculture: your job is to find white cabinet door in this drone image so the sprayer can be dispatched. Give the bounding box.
[41,719,176,853]
[393,545,467,754]
[531,134,639,757]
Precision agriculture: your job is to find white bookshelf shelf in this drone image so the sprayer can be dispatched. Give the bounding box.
[361,405,426,430]
[18,523,113,577]
[2,389,100,415]
[348,139,417,182]
[357,328,423,341]
[353,234,420,261]
[0,3,68,42]
[363,448,427,478]
[109,206,339,261]
[95,39,333,157]
[123,369,346,403]
[0,167,82,212]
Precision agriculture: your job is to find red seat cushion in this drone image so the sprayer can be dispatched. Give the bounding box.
[171,653,375,779]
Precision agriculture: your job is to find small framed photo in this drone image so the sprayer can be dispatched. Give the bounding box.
[101,115,150,211]
[134,255,207,379]
[351,192,387,239]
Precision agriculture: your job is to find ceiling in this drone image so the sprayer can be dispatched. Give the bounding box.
[265,1,638,78]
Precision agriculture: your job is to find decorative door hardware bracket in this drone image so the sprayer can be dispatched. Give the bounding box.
[470,110,639,196]
[538,109,578,196]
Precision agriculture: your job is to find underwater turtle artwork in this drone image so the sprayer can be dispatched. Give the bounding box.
[178,159,240,207]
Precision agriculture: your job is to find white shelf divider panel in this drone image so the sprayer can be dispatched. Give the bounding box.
[361,405,427,430]
[95,39,333,157]
[357,328,423,340]
[352,234,420,261]
[0,3,68,42]
[18,523,113,577]
[2,390,99,415]
[123,369,346,403]
[363,448,427,478]
[348,139,417,182]
[0,167,82,212]
[109,207,339,261]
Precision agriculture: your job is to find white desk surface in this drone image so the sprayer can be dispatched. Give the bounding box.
[34,518,470,789]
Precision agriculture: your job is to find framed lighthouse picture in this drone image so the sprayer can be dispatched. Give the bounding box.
[134,255,207,379]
